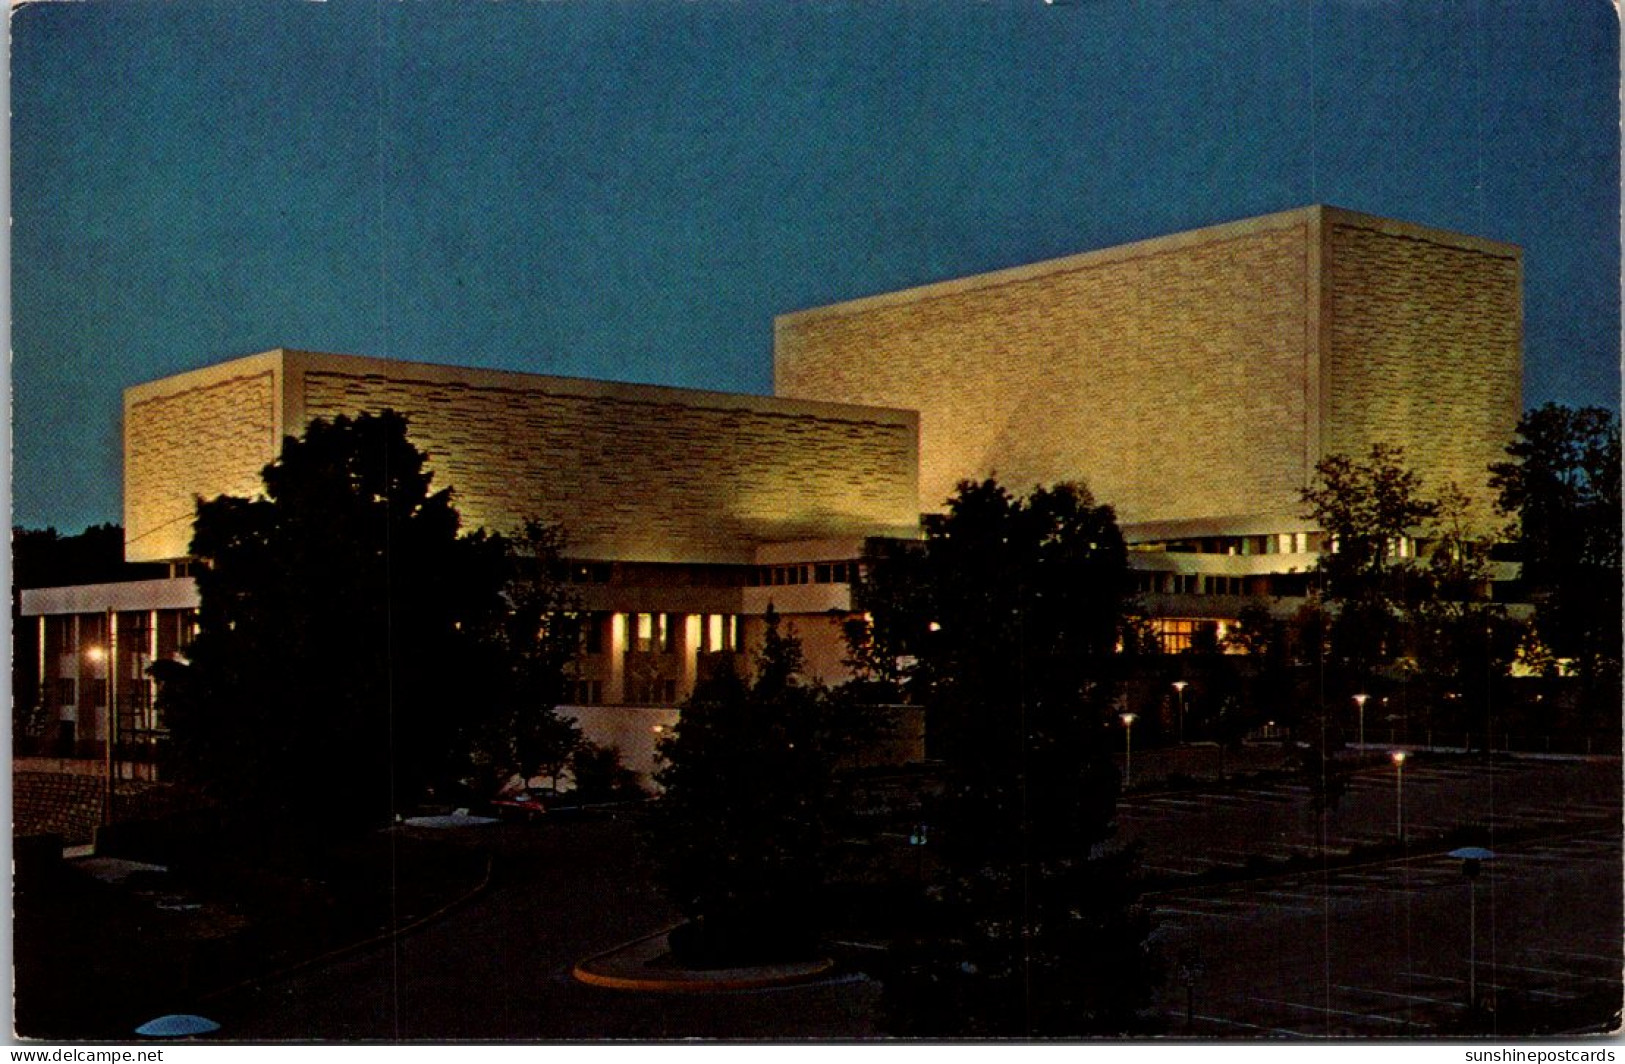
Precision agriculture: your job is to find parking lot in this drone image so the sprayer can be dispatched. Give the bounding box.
[204,753,1618,1039]
[1127,755,1622,1036]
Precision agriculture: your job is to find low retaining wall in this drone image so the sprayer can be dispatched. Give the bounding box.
[13,767,186,848]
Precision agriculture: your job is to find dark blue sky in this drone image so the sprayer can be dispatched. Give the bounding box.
[12,0,1619,533]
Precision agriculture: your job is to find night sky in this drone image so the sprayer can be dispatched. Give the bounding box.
[11,0,1620,533]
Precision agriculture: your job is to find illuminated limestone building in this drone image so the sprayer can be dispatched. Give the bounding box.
[777,204,1522,650]
[20,205,1522,768]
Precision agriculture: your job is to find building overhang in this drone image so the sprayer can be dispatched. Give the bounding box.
[20,577,201,617]
[1121,513,1320,544]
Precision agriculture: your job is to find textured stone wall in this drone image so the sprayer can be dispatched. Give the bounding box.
[123,351,917,565]
[12,772,179,846]
[298,363,918,564]
[13,772,104,844]
[777,214,1315,522]
[777,206,1523,530]
[1322,220,1522,527]
[125,368,278,563]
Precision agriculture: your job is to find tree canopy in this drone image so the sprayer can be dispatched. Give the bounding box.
[854,479,1156,1036]
[1489,403,1621,700]
[154,411,579,838]
[13,523,165,590]
[646,610,852,965]
[1299,444,1440,681]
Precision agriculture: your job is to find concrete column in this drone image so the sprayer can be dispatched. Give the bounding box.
[144,609,159,731]
[681,614,701,699]
[36,615,47,724]
[70,614,84,736]
[608,613,628,704]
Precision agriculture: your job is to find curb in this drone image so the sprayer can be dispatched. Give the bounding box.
[572,927,836,993]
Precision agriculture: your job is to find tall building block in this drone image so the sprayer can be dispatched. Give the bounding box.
[775,205,1521,530]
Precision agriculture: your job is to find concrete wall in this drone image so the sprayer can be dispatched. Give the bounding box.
[776,205,1523,529]
[124,350,920,564]
[559,705,680,785]
[776,209,1316,522]
[13,771,175,847]
[1320,215,1523,527]
[125,354,284,564]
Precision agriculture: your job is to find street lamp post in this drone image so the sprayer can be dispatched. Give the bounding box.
[87,614,117,825]
[1120,712,1137,788]
[1172,681,1188,744]
[1391,750,1407,843]
[1450,847,1495,1017]
[1353,693,1369,750]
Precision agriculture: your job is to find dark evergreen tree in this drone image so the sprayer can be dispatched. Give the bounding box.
[1223,603,1302,739]
[152,411,578,839]
[855,479,1158,1037]
[13,524,158,589]
[463,519,585,797]
[567,740,647,804]
[647,611,849,965]
[1488,404,1621,718]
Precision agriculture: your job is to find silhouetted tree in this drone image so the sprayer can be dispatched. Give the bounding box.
[463,519,585,797]
[1489,404,1621,718]
[13,524,155,589]
[648,610,854,964]
[153,412,578,840]
[1406,484,1520,747]
[855,479,1158,1036]
[567,740,646,804]
[1300,444,1439,688]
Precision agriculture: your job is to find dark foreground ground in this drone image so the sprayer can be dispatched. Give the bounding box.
[14,751,1621,1040]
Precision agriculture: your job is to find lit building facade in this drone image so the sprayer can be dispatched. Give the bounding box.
[776,205,1524,647]
[19,205,1524,764]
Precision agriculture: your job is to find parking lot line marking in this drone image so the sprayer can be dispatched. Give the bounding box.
[1236,900,1323,914]
[1333,984,1464,1009]
[1170,1010,1305,1036]
[1257,889,1333,904]
[1492,962,1623,985]
[1248,995,1424,1028]
[1526,946,1624,965]
[1155,894,1259,909]
[1152,905,1239,919]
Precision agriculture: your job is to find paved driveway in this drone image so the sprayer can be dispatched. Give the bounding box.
[207,757,1618,1040]
[207,815,881,1040]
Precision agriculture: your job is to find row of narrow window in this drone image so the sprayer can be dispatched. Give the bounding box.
[1136,573,1254,596]
[1141,533,1321,556]
[1144,533,1421,559]
[571,560,862,588]
[744,561,860,587]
